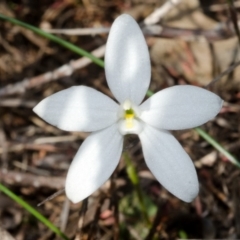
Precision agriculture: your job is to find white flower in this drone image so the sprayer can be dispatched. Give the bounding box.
[33,14,223,203]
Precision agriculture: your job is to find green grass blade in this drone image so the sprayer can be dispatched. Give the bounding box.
[0,14,104,68]
[195,127,240,168]
[0,183,70,240]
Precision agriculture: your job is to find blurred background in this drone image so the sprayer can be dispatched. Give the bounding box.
[0,0,240,239]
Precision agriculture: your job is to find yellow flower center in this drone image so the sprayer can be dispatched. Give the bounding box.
[118,99,143,135]
[125,109,135,129]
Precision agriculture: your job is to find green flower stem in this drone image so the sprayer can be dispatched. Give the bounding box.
[0,183,70,240]
[146,89,154,97]
[123,152,151,227]
[0,14,104,68]
[195,127,240,167]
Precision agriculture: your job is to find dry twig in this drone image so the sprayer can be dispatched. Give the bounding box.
[0,170,65,189]
[144,0,182,25]
[0,45,105,97]
[43,27,110,35]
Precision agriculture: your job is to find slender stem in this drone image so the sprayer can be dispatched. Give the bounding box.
[146,89,154,97]
[195,127,240,168]
[123,152,151,226]
[0,183,70,240]
[0,14,104,68]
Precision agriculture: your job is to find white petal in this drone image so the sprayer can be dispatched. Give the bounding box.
[139,124,199,202]
[140,85,223,130]
[118,119,143,135]
[66,124,123,203]
[33,86,119,132]
[105,14,151,105]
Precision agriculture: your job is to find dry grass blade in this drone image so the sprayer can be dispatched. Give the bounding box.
[206,60,240,88]
[37,189,65,207]
[228,0,240,46]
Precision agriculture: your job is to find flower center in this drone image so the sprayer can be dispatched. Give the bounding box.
[118,99,143,135]
[125,108,135,129]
